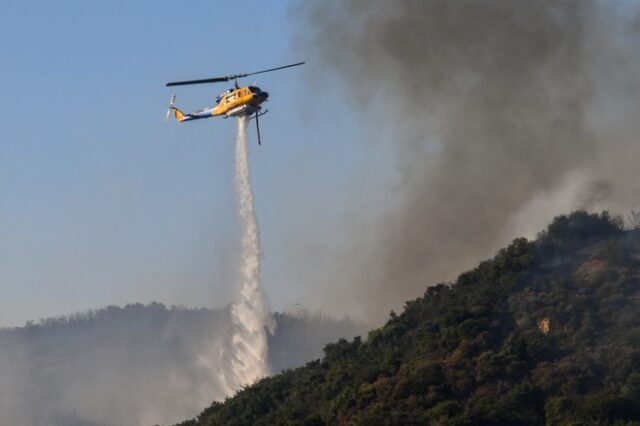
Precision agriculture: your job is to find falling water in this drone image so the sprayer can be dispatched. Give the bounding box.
[221,116,274,392]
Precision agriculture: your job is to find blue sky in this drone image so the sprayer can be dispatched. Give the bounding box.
[0,1,391,326]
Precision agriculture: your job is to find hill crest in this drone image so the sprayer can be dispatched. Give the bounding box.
[178,211,640,425]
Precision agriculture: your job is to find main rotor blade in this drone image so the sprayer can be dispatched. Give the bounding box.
[166,77,229,87]
[241,61,305,79]
[165,61,305,87]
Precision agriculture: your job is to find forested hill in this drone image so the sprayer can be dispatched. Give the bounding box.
[177,211,640,425]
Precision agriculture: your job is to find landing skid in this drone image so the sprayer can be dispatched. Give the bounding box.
[248,110,268,120]
[224,104,261,118]
[224,107,267,146]
[248,110,267,145]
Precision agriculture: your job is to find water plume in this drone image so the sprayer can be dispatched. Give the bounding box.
[220,116,274,392]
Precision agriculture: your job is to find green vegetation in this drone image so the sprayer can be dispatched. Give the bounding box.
[176,211,640,425]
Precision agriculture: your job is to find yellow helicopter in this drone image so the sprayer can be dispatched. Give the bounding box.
[165,62,305,145]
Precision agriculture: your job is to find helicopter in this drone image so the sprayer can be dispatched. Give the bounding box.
[165,61,305,145]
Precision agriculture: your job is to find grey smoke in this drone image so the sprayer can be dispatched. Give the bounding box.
[295,1,640,321]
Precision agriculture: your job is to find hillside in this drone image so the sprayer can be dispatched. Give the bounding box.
[177,211,640,425]
[0,304,365,426]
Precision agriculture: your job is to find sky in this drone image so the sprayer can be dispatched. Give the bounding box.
[3,1,640,329]
[0,1,388,327]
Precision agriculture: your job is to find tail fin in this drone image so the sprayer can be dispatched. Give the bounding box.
[165,95,187,122]
[171,107,187,122]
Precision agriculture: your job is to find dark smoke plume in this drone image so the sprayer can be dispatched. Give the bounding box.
[296,1,640,322]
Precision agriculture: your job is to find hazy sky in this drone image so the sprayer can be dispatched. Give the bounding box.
[0,1,386,327]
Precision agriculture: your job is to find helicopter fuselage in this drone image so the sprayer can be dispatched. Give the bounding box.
[169,86,269,122]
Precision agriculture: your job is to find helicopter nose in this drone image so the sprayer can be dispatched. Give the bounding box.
[260,91,269,99]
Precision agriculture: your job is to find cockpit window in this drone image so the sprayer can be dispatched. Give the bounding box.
[248,86,260,93]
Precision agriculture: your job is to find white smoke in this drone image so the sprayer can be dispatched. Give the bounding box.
[219,116,274,392]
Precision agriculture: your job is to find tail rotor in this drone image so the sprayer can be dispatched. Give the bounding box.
[165,94,176,122]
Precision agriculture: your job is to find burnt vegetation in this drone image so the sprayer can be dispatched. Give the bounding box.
[177,211,640,425]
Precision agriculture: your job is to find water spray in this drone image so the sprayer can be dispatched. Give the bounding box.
[221,116,274,391]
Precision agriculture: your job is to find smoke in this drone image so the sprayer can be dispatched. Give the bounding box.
[0,305,234,426]
[0,305,365,426]
[219,116,274,392]
[296,1,640,322]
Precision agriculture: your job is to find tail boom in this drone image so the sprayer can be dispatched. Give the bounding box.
[166,95,215,123]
